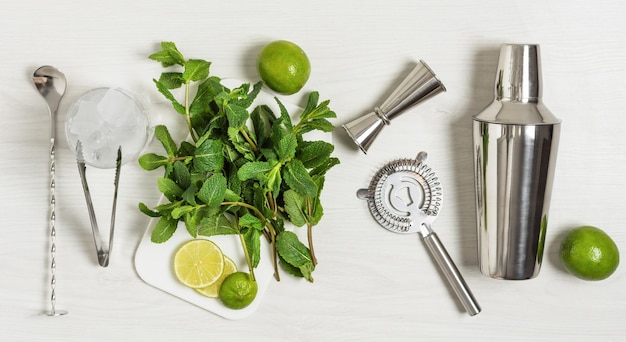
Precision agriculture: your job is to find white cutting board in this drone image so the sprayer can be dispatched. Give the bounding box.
[135,80,321,319]
[135,212,275,320]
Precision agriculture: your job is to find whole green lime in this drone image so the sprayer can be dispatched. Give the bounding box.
[559,226,619,281]
[256,40,311,95]
[218,272,258,310]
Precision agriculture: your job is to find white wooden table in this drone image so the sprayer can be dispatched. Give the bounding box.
[3,0,626,340]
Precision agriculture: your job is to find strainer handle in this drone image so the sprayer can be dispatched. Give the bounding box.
[423,232,481,316]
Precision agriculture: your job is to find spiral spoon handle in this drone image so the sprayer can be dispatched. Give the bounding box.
[33,65,67,316]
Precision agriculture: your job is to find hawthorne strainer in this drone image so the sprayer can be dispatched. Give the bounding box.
[357,152,481,316]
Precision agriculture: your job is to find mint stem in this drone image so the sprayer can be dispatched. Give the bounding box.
[238,232,256,281]
[306,197,317,266]
[222,201,280,281]
[184,81,198,142]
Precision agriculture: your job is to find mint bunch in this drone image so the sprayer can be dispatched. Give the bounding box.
[139,42,339,282]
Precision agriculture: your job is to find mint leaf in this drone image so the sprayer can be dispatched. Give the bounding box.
[190,76,223,116]
[149,50,177,67]
[283,190,307,227]
[237,81,263,109]
[151,216,178,243]
[183,212,198,238]
[239,212,265,231]
[154,200,182,212]
[283,159,317,198]
[310,157,340,177]
[138,202,161,217]
[157,178,183,200]
[294,93,336,135]
[178,141,196,157]
[266,163,282,196]
[171,205,195,219]
[183,59,211,82]
[225,103,249,128]
[243,226,261,268]
[184,205,211,237]
[158,72,184,89]
[149,41,185,67]
[276,133,297,161]
[227,127,255,161]
[275,97,293,130]
[298,119,335,134]
[276,231,314,282]
[301,91,319,114]
[224,188,241,203]
[297,140,334,169]
[310,175,326,223]
[181,183,197,206]
[172,161,191,189]
[193,138,224,172]
[301,95,336,121]
[251,105,271,147]
[198,214,238,236]
[198,173,227,210]
[237,161,273,181]
[278,257,304,278]
[154,125,177,157]
[154,79,185,114]
[138,153,168,171]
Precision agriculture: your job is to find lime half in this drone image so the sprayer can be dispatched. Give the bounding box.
[218,272,258,310]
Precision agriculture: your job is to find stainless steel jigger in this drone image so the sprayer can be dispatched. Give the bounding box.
[342,61,446,153]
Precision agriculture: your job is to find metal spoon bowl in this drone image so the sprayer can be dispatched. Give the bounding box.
[32,65,67,316]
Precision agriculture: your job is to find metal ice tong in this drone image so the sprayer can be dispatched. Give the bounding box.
[76,141,122,267]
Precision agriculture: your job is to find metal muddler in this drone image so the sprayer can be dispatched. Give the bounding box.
[342,61,446,153]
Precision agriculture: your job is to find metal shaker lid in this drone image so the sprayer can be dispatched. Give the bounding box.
[474,43,560,125]
[496,44,541,101]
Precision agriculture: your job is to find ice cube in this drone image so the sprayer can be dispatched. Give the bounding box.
[85,127,110,151]
[109,123,144,157]
[69,101,103,137]
[97,88,134,126]
[66,87,151,169]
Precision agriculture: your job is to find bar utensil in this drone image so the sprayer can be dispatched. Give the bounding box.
[358,152,481,316]
[472,43,561,280]
[342,61,446,153]
[76,142,122,267]
[32,65,68,316]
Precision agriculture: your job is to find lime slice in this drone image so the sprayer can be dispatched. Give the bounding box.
[196,255,238,298]
[173,239,224,288]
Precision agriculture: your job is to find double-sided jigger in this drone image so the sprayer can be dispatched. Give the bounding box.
[342,60,446,153]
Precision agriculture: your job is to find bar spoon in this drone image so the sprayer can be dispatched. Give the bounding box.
[32,65,68,316]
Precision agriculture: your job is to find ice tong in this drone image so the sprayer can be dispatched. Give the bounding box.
[76,141,122,267]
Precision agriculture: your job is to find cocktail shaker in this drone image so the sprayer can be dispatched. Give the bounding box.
[472,43,561,280]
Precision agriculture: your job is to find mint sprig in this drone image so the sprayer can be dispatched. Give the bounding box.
[139,41,340,282]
